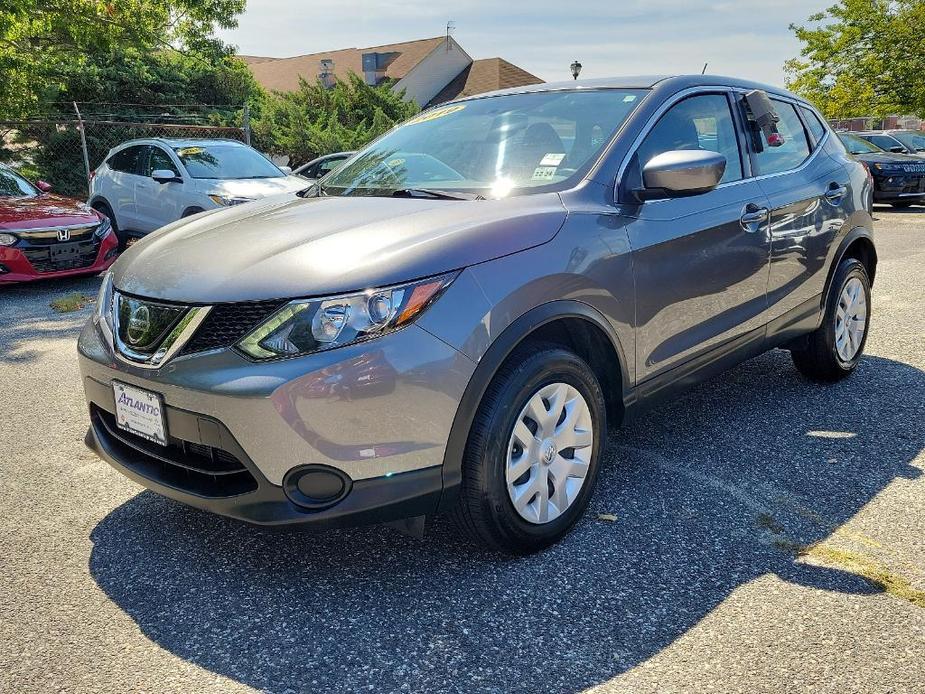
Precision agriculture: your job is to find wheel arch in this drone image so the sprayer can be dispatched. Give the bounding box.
[823,227,877,305]
[437,300,629,512]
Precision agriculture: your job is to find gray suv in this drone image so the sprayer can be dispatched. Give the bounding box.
[79,75,876,553]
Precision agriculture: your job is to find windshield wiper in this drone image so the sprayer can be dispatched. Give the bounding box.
[391,188,484,201]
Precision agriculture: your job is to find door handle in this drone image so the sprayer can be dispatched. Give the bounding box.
[740,203,769,232]
[824,183,848,204]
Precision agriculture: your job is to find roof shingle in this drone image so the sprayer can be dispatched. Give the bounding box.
[427,58,544,106]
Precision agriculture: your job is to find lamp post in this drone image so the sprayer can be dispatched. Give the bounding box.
[570,60,582,80]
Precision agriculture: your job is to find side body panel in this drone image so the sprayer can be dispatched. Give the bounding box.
[624,179,771,381]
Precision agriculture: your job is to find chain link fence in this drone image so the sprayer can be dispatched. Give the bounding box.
[0,104,248,199]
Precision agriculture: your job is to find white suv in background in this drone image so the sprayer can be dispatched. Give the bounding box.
[89,138,308,243]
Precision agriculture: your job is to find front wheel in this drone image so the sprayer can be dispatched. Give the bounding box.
[449,345,606,554]
[791,258,871,382]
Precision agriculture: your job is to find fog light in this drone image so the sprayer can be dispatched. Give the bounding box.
[283,465,351,510]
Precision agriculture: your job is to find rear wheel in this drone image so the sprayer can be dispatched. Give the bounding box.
[449,344,606,553]
[791,258,871,382]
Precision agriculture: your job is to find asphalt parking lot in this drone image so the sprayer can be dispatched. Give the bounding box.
[1,209,923,693]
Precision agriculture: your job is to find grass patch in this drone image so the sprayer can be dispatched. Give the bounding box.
[50,293,92,313]
[797,544,925,608]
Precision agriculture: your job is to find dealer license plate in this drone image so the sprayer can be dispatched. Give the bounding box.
[112,381,167,446]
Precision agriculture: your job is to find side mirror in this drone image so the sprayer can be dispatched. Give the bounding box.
[35,180,52,192]
[152,169,181,184]
[279,165,293,175]
[889,145,906,153]
[636,150,726,201]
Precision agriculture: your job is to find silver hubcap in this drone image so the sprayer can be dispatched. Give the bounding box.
[834,277,867,362]
[506,382,594,525]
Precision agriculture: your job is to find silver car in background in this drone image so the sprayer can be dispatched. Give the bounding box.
[89,138,308,244]
[79,75,876,553]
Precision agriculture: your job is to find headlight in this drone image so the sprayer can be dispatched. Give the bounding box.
[208,194,254,207]
[236,272,457,360]
[93,217,112,239]
[95,271,114,331]
[0,233,16,246]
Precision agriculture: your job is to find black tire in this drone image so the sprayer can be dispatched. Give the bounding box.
[182,207,205,218]
[891,201,913,209]
[791,258,871,382]
[448,344,607,554]
[91,201,125,248]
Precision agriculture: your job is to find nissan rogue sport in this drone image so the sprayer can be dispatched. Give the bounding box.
[79,75,876,553]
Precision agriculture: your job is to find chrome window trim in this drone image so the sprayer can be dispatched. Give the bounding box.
[615,85,828,203]
[111,291,212,370]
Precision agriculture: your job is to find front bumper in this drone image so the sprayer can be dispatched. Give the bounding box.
[0,232,118,284]
[84,395,443,526]
[872,173,925,202]
[78,316,475,526]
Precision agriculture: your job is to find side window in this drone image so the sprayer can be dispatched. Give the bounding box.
[637,94,743,184]
[107,146,146,175]
[800,106,828,146]
[752,100,810,175]
[146,147,178,176]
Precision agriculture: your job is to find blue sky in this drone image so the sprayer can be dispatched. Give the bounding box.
[219,1,831,87]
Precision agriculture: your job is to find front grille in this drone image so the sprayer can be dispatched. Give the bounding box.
[92,405,258,497]
[22,239,100,273]
[180,300,286,355]
[17,225,97,245]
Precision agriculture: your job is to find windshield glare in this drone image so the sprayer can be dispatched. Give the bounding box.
[322,89,647,197]
[173,144,284,180]
[0,167,39,197]
[839,134,883,154]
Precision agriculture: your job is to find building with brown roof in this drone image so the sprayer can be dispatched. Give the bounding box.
[241,36,543,108]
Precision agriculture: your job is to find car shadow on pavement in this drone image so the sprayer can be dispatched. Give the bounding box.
[88,351,924,693]
[0,276,101,365]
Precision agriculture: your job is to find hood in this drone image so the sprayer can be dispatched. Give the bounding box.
[0,194,101,230]
[852,151,925,168]
[208,175,309,199]
[112,193,568,303]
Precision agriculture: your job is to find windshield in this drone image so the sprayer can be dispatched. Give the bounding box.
[891,131,925,152]
[321,89,647,197]
[0,167,39,197]
[839,134,883,154]
[865,134,904,151]
[173,144,284,180]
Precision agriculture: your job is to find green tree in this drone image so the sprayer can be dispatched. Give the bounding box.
[0,0,249,117]
[785,0,925,119]
[254,73,419,167]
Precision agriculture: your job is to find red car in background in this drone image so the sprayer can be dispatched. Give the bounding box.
[0,165,118,285]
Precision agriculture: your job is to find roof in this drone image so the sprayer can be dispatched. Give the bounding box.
[427,58,543,106]
[451,74,804,104]
[242,37,446,92]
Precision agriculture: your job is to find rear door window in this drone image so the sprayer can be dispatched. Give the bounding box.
[107,145,147,175]
[800,107,829,146]
[752,100,810,175]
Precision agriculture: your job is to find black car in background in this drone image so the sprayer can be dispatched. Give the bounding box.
[839,132,925,208]
[854,130,925,157]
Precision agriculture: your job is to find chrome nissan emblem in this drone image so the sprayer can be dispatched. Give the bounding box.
[541,440,557,465]
[126,305,151,345]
